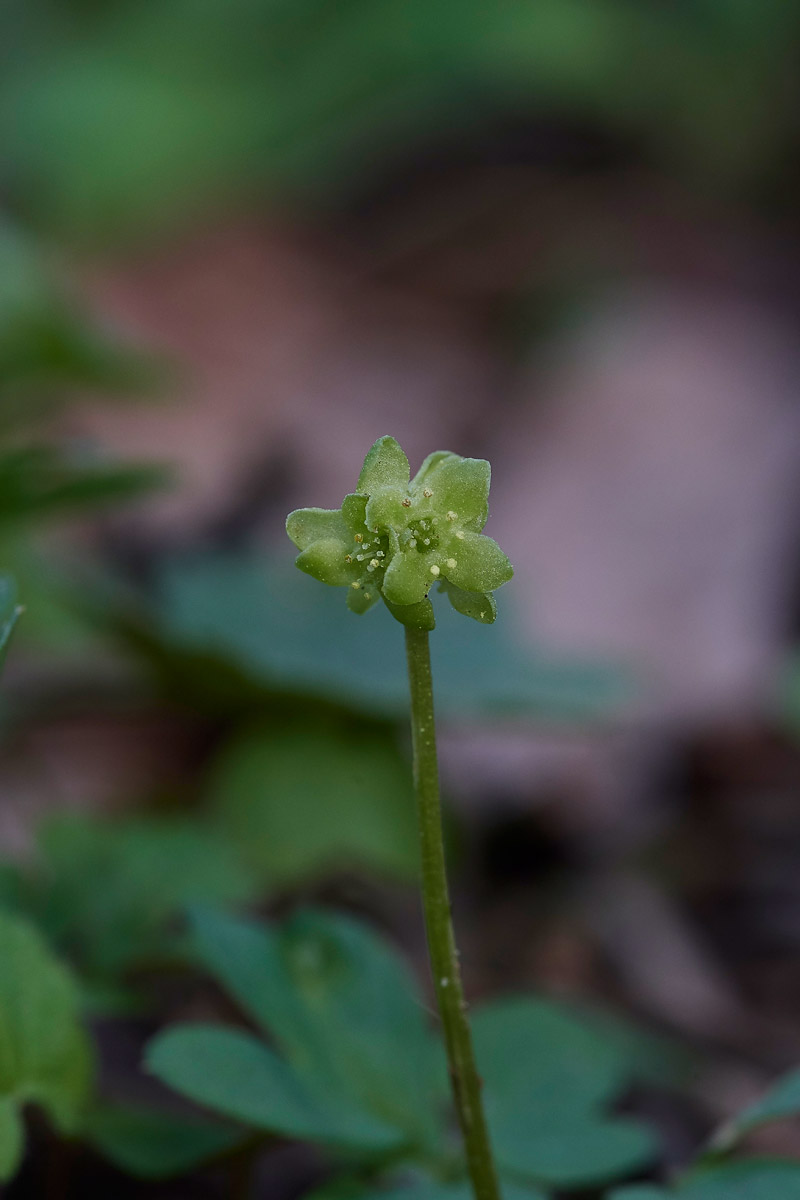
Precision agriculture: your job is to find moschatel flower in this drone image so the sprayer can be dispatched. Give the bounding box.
[286,436,513,629]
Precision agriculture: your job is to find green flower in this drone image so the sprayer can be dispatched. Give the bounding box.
[286,436,513,629]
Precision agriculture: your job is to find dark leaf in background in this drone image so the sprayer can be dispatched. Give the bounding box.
[0,578,21,674]
[83,1104,248,1180]
[310,1173,549,1200]
[2,813,259,1005]
[611,1160,800,1198]
[0,912,93,1181]
[206,725,419,885]
[155,554,630,722]
[0,220,157,408]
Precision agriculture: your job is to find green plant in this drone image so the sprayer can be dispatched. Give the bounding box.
[144,439,654,1198]
[0,910,92,1181]
[147,904,659,1196]
[286,436,513,1200]
[0,221,164,645]
[0,811,260,1011]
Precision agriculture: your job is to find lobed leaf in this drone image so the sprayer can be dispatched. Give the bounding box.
[187,906,445,1149]
[0,913,93,1181]
[146,1024,401,1151]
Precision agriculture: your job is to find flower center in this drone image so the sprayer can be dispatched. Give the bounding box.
[406,517,440,553]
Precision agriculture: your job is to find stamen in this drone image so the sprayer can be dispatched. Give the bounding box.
[429,564,440,577]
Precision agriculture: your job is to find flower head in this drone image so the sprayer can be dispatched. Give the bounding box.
[286,436,513,629]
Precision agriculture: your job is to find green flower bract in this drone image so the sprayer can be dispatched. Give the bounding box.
[286,436,513,629]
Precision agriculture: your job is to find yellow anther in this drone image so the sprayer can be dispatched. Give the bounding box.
[370,558,380,569]
[446,510,457,521]
[354,533,363,543]
[429,564,440,577]
[423,488,433,498]
[351,581,361,589]
[455,530,466,540]
[401,497,412,508]
[344,554,352,563]
[446,558,457,569]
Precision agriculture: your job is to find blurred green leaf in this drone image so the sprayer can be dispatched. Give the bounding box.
[0,446,167,524]
[308,1173,549,1200]
[610,1160,800,1198]
[155,554,630,722]
[712,1067,800,1151]
[6,813,258,1003]
[0,581,21,674]
[0,220,155,407]
[4,0,797,239]
[147,1024,401,1151]
[778,650,800,738]
[472,997,658,1187]
[0,912,93,1181]
[187,906,444,1149]
[609,1189,667,1200]
[677,1161,800,1197]
[614,1156,800,1195]
[206,725,418,885]
[84,1104,247,1179]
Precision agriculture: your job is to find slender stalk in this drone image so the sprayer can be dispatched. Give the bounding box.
[405,626,501,1200]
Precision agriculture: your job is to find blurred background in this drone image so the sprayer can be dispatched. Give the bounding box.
[5,0,800,1193]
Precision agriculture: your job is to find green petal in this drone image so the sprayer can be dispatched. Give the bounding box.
[383,550,437,606]
[286,507,348,551]
[296,539,354,586]
[441,581,497,624]
[411,450,458,488]
[365,488,409,531]
[443,532,513,592]
[346,585,380,614]
[383,595,435,630]
[341,493,368,536]
[426,458,490,531]
[357,436,410,494]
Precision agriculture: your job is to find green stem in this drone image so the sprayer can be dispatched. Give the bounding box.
[404,627,501,1200]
